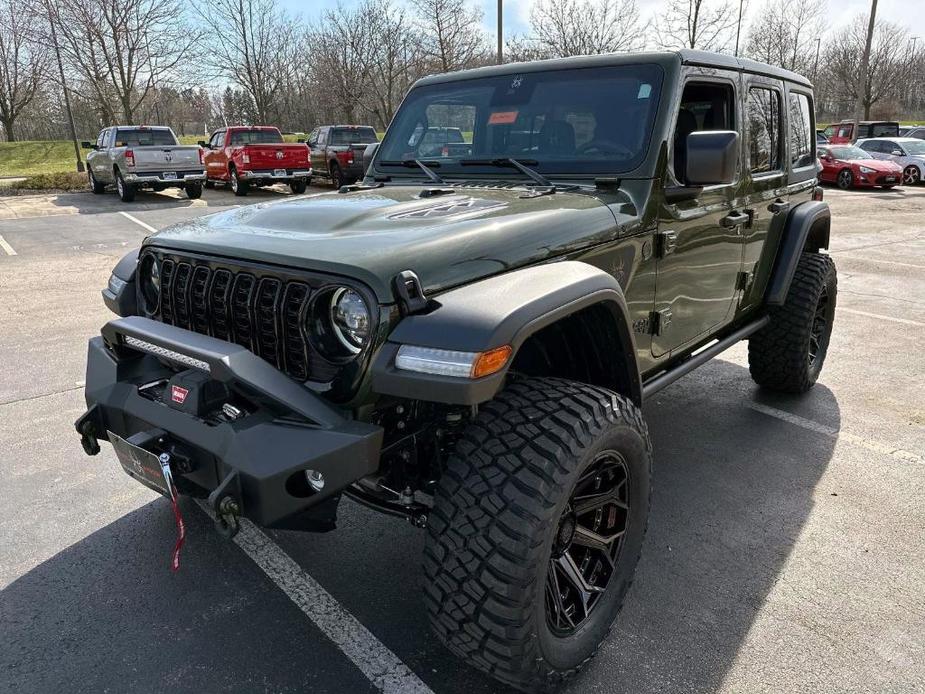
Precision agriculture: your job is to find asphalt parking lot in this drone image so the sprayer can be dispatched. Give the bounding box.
[1,182,923,694]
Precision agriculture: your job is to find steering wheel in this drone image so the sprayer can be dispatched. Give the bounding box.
[576,139,632,157]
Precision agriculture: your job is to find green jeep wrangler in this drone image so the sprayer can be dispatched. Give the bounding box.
[77,50,835,691]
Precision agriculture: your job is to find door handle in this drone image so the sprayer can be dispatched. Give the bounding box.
[767,199,789,214]
[721,211,749,228]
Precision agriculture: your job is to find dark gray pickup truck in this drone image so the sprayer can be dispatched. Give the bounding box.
[307,125,379,188]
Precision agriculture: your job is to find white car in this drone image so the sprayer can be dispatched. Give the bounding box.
[856,137,925,186]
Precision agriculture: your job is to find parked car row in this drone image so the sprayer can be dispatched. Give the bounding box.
[82,123,382,202]
[816,137,925,189]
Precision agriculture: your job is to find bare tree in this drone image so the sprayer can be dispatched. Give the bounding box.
[819,14,908,120]
[745,0,826,74]
[520,0,645,58]
[0,0,48,140]
[656,0,739,52]
[52,0,199,124]
[195,0,295,124]
[411,0,487,73]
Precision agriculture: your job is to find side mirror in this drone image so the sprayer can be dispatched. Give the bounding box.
[891,150,903,156]
[198,140,209,148]
[80,141,94,150]
[685,131,738,186]
[362,142,379,174]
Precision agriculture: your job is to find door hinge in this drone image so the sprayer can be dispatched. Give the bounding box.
[655,230,678,258]
[649,308,672,335]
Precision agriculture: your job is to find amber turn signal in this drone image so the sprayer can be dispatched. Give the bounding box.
[471,345,513,378]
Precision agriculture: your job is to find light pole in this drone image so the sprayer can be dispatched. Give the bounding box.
[813,37,821,83]
[734,0,744,57]
[497,0,503,65]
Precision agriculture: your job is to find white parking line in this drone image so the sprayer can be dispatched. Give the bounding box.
[0,234,17,255]
[195,500,434,694]
[748,402,922,464]
[836,255,925,271]
[118,211,158,234]
[838,307,925,327]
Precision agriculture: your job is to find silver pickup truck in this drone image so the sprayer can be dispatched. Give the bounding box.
[82,126,206,202]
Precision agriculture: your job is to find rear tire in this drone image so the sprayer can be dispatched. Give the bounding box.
[88,169,105,194]
[229,167,249,196]
[330,162,344,189]
[748,253,837,393]
[289,180,307,194]
[424,377,651,692]
[185,181,203,199]
[115,170,135,202]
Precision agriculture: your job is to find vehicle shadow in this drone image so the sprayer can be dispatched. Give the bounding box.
[1,359,839,694]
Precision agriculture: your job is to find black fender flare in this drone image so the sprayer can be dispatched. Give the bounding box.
[765,200,830,306]
[371,261,641,406]
[102,248,140,316]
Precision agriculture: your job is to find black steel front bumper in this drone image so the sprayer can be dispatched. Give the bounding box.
[76,316,383,531]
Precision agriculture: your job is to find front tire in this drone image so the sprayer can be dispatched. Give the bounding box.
[748,253,837,393]
[115,170,135,202]
[836,169,854,189]
[88,169,105,194]
[424,378,651,692]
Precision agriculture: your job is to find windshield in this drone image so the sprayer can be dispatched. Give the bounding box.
[229,129,284,145]
[376,64,664,177]
[331,127,378,145]
[828,146,871,160]
[115,128,177,146]
[903,140,925,155]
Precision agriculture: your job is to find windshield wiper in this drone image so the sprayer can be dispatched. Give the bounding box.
[378,159,445,184]
[460,158,553,187]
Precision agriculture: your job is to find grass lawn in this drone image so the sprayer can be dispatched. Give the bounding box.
[0,141,84,177]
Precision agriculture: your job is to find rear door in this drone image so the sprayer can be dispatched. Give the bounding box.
[653,72,744,358]
[736,77,789,314]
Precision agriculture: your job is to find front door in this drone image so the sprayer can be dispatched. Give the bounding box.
[653,77,744,358]
[204,130,227,180]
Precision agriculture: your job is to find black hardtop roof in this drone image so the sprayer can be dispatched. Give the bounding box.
[414,49,812,89]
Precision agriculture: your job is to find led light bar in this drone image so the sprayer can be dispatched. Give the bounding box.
[123,335,211,373]
[395,346,478,378]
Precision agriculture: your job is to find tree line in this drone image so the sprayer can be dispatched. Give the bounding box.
[0,0,922,143]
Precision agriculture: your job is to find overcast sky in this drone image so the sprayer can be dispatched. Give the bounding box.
[284,0,924,45]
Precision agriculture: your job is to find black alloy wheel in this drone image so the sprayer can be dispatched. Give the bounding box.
[836,169,854,189]
[546,451,630,635]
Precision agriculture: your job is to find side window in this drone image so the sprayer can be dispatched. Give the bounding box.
[823,125,836,138]
[672,81,736,183]
[837,125,852,140]
[307,128,318,146]
[96,129,107,148]
[215,131,226,148]
[747,87,782,174]
[317,127,328,146]
[788,92,813,168]
[883,141,899,154]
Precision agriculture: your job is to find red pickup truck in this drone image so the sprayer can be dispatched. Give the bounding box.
[200,126,312,196]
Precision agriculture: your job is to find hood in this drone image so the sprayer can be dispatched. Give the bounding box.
[146,185,637,302]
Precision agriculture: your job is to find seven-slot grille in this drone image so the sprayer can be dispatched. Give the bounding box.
[154,255,315,381]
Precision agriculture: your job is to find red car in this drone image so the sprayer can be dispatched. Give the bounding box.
[817,145,903,189]
[200,126,312,196]
[822,120,899,144]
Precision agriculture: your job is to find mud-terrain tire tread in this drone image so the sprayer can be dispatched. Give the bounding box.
[748,252,837,393]
[423,377,651,693]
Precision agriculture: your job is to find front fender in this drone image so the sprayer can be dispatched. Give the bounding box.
[371,261,641,405]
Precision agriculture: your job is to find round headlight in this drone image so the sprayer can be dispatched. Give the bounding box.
[138,253,160,310]
[330,288,370,353]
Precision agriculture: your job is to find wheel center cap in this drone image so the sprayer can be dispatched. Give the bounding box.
[556,515,576,553]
